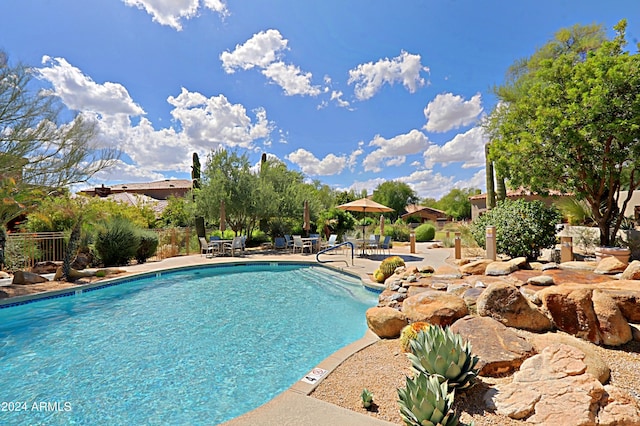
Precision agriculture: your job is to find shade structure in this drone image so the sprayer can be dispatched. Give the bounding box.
[303,200,311,232]
[337,198,393,249]
[219,200,226,232]
[336,198,394,214]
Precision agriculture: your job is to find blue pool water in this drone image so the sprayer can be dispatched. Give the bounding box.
[0,264,378,425]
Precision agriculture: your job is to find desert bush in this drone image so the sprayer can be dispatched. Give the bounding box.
[135,230,159,264]
[471,199,561,259]
[95,218,140,266]
[414,223,436,242]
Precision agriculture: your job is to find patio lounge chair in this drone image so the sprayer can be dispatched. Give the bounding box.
[320,234,338,250]
[292,235,312,254]
[199,237,214,258]
[224,236,244,256]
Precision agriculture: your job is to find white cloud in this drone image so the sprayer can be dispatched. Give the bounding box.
[330,90,351,108]
[167,88,271,149]
[398,170,456,200]
[261,62,321,96]
[122,0,228,31]
[37,56,145,116]
[423,126,487,169]
[453,168,486,192]
[285,148,347,176]
[362,129,430,173]
[348,51,429,101]
[89,159,168,184]
[36,58,272,177]
[220,29,322,97]
[220,29,288,73]
[423,92,483,133]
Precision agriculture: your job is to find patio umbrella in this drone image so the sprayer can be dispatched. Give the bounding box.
[219,200,226,232]
[303,200,311,233]
[336,198,393,241]
[380,214,385,236]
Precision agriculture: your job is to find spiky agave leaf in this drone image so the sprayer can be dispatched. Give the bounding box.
[397,373,458,426]
[406,325,480,391]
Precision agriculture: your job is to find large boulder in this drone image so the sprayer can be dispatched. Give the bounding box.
[53,267,94,282]
[485,261,519,276]
[459,259,494,275]
[365,306,407,338]
[620,260,640,280]
[591,289,632,346]
[527,332,610,384]
[485,344,640,425]
[477,282,553,332]
[30,261,61,274]
[401,290,469,325]
[11,271,48,285]
[599,280,640,323]
[594,256,628,275]
[450,316,535,377]
[538,286,603,344]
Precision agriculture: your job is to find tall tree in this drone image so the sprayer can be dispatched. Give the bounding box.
[0,52,119,203]
[0,52,119,264]
[371,181,418,221]
[191,153,205,237]
[435,188,480,220]
[485,20,640,246]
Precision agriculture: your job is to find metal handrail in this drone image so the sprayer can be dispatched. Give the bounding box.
[315,241,354,266]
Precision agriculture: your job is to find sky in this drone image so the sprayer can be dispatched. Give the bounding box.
[1,1,639,200]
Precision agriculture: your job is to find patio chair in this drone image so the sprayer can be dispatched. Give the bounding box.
[367,234,381,255]
[274,237,287,250]
[320,234,338,250]
[284,235,294,251]
[209,235,222,255]
[292,235,312,254]
[379,235,392,256]
[199,237,214,258]
[224,236,244,256]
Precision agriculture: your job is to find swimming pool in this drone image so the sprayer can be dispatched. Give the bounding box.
[0,263,378,425]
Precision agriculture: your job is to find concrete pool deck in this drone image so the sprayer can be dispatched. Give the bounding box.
[4,242,453,425]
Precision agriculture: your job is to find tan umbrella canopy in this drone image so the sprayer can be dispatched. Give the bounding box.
[337,198,393,241]
[219,200,226,232]
[303,200,311,233]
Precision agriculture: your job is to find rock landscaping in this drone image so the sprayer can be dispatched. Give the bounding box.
[353,256,640,424]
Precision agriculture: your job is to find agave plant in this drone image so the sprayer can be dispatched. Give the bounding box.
[397,373,458,426]
[361,388,374,409]
[407,325,479,391]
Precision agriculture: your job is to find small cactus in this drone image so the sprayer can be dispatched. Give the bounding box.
[361,388,374,409]
[399,322,431,352]
[380,256,405,276]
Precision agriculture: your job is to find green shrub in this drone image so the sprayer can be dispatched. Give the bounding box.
[135,230,159,264]
[414,223,436,242]
[392,220,411,242]
[471,199,561,260]
[95,218,140,266]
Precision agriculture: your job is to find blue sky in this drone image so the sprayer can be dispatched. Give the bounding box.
[2,1,639,199]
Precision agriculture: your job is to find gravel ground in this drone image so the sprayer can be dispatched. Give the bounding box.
[310,331,640,425]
